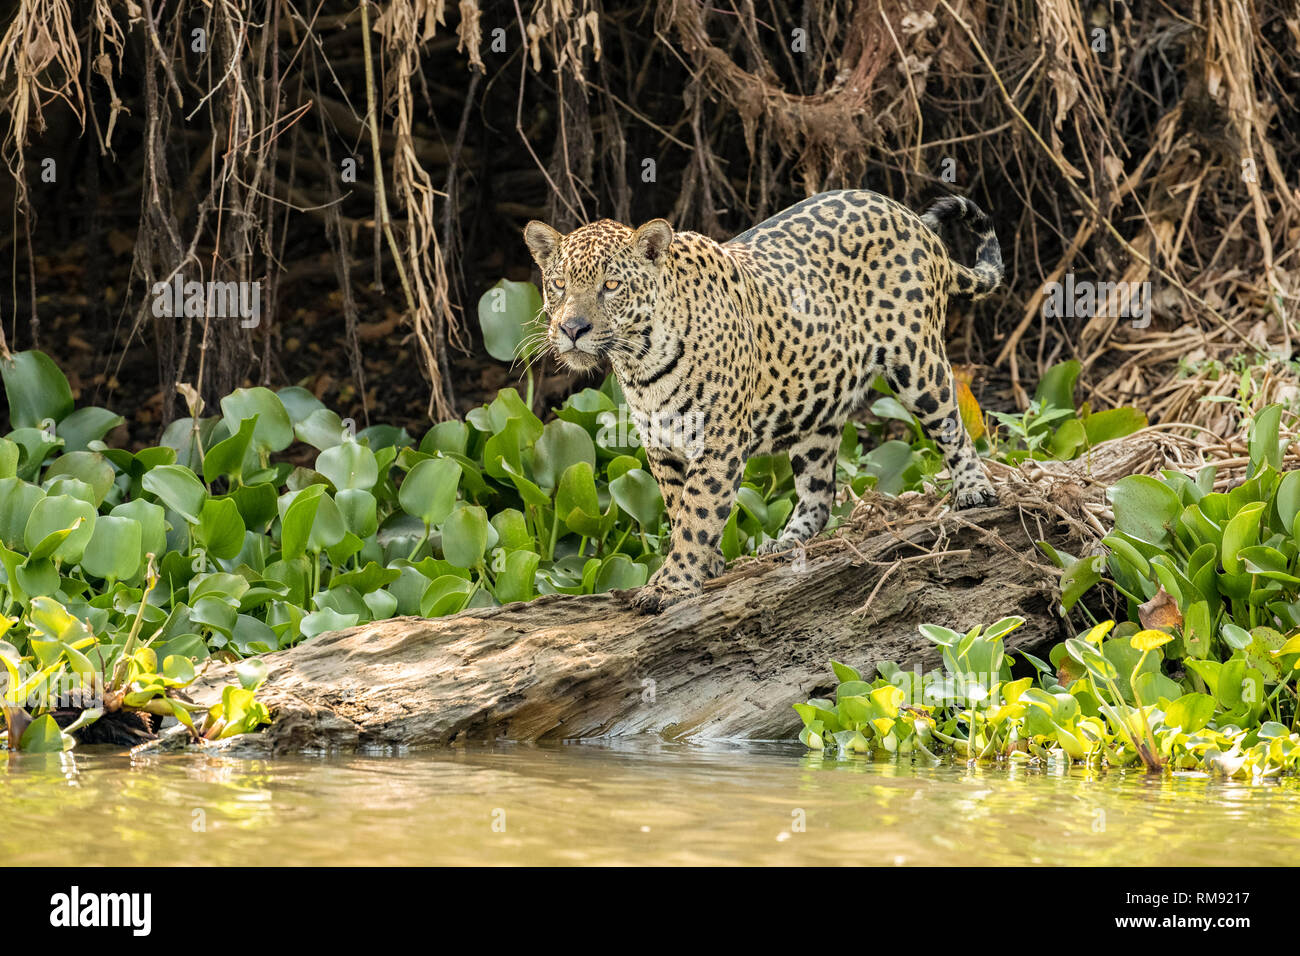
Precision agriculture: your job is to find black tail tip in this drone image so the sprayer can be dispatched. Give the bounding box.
[921,195,990,231]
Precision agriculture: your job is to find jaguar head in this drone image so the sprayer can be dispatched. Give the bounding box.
[523,217,674,371]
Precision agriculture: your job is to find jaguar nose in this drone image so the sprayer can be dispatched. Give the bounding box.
[560,316,592,343]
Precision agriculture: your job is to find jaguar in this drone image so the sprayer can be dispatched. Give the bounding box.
[523,189,1003,612]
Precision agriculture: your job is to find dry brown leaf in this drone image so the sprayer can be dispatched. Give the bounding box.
[1138,587,1183,631]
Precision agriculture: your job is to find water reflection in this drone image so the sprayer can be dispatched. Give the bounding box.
[3,738,1298,865]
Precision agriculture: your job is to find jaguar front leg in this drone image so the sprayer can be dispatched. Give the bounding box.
[645,445,726,582]
[631,438,746,613]
[643,445,685,530]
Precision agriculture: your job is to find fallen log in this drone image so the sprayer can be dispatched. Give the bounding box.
[144,436,1187,755]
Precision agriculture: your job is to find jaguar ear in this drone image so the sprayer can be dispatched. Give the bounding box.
[524,221,562,268]
[631,219,674,264]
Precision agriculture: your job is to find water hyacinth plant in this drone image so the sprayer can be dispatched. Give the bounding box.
[800,403,1300,776]
[0,311,1140,751]
[797,615,1300,777]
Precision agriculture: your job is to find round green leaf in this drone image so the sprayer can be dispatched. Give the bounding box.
[336,488,379,538]
[441,505,489,569]
[142,464,209,524]
[1108,475,1183,545]
[494,549,541,604]
[43,452,115,506]
[56,406,125,453]
[609,468,664,529]
[477,279,544,362]
[399,457,461,527]
[195,496,247,560]
[80,515,143,581]
[1,350,73,429]
[533,419,596,492]
[317,440,379,491]
[24,495,96,563]
[220,387,294,453]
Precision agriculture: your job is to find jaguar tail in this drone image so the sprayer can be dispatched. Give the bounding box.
[920,195,1003,300]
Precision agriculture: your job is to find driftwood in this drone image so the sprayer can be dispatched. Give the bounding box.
[143,436,1188,755]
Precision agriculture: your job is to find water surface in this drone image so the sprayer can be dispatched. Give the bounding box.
[4,738,1298,865]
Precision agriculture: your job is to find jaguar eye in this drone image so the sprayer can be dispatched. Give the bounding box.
[603,279,620,292]
[553,278,566,291]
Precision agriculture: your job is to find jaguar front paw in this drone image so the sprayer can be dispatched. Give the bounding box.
[629,581,698,614]
[756,536,797,556]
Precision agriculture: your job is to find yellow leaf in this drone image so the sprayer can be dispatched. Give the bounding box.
[952,366,985,441]
[1083,620,1115,645]
[1131,629,1173,652]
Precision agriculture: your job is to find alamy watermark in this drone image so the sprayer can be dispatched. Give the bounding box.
[49,886,151,936]
[151,275,262,328]
[596,404,709,458]
[1042,273,1151,329]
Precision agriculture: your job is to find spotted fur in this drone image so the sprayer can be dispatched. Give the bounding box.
[524,189,1003,613]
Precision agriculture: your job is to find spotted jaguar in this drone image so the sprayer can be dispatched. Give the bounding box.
[524,189,1002,612]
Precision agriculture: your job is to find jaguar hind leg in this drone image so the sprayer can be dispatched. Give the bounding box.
[757,425,841,554]
[885,358,996,509]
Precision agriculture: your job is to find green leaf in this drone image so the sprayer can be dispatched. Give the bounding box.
[862,440,917,496]
[1081,406,1147,445]
[555,461,603,537]
[1108,475,1182,545]
[220,387,294,453]
[0,478,44,549]
[80,515,143,581]
[276,386,327,425]
[423,575,474,616]
[26,595,95,644]
[1,350,74,428]
[43,451,115,506]
[294,408,348,451]
[56,406,125,453]
[142,464,209,524]
[203,415,257,484]
[1221,501,1266,574]
[307,493,346,554]
[316,440,379,491]
[919,623,962,647]
[24,495,96,563]
[609,467,664,529]
[195,496,246,560]
[1033,359,1081,412]
[18,713,68,752]
[0,437,18,480]
[336,488,379,538]
[1248,404,1284,475]
[593,553,649,592]
[495,549,541,604]
[330,561,401,594]
[399,457,461,527]
[533,419,597,492]
[1060,553,1104,611]
[421,420,469,457]
[227,482,279,532]
[831,660,862,683]
[1276,470,1300,530]
[441,505,489,569]
[280,486,325,560]
[477,279,544,362]
[1163,693,1215,735]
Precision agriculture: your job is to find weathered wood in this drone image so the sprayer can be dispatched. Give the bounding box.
[153,437,1175,755]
